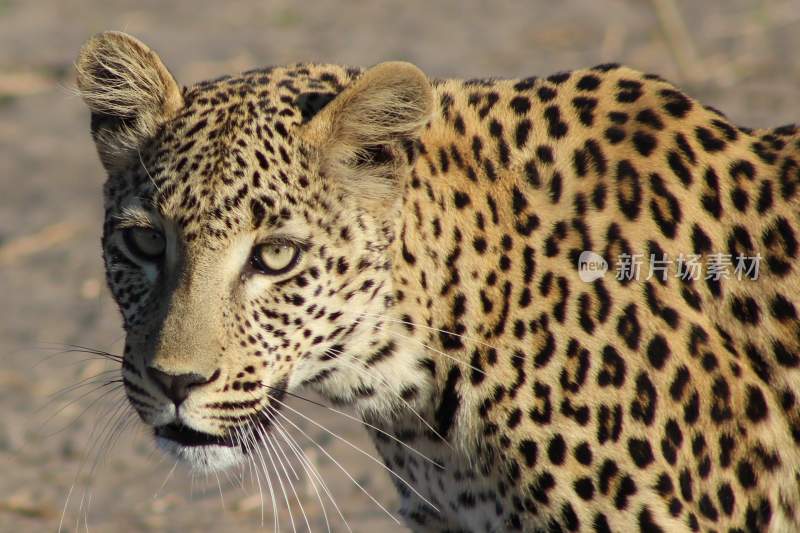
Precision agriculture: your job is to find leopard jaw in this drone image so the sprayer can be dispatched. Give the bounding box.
[155,435,245,474]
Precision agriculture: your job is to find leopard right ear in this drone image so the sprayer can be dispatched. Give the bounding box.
[76,31,184,171]
[300,61,433,208]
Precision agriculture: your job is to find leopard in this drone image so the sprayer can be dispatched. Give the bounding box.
[74,31,800,532]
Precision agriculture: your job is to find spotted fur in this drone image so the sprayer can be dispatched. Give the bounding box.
[77,32,800,532]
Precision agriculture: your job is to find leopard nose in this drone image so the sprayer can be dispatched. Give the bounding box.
[146,367,211,406]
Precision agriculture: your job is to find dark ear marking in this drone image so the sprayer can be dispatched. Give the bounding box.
[296,91,338,122]
[354,144,395,166]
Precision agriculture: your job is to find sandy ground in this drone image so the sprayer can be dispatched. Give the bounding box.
[1,1,799,531]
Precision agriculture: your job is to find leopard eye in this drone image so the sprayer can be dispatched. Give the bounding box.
[251,241,301,275]
[122,227,166,261]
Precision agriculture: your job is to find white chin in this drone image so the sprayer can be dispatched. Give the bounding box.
[155,436,245,473]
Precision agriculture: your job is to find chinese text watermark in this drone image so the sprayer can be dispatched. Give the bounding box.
[577,251,761,282]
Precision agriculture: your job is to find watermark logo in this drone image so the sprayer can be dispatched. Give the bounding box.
[578,251,608,282]
[576,250,761,283]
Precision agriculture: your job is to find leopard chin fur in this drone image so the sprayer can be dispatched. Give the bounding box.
[76,31,800,532]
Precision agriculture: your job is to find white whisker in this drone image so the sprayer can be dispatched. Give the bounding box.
[39,382,124,436]
[350,309,510,359]
[153,458,180,499]
[213,468,226,511]
[58,385,128,531]
[262,427,310,532]
[137,147,162,193]
[281,416,353,533]
[262,423,296,533]
[270,417,334,533]
[271,398,439,514]
[269,405,404,526]
[241,424,279,531]
[323,347,450,451]
[257,375,445,466]
[354,315,486,376]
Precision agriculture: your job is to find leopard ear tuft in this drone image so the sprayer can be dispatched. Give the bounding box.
[76,31,183,171]
[302,61,433,206]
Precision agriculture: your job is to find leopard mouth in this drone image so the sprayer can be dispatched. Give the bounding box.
[151,380,288,457]
[155,423,237,448]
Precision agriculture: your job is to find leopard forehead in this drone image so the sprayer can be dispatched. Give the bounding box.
[107,64,361,241]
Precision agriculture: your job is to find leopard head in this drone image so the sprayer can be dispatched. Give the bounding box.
[76,31,432,471]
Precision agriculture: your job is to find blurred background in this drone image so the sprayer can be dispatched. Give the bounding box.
[1,0,798,531]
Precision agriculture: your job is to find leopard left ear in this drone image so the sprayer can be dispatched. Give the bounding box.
[76,31,184,172]
[301,61,433,205]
